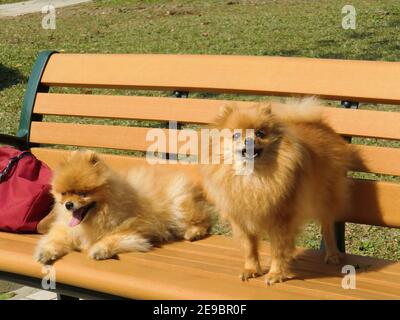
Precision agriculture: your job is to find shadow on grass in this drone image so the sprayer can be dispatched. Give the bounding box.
[0,64,26,91]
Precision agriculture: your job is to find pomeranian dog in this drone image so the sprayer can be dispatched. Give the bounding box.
[202,98,357,285]
[34,150,211,264]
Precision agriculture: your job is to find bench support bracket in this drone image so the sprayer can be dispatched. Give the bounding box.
[16,50,57,150]
[163,91,189,160]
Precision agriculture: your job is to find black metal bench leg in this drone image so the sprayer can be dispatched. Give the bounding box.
[57,293,79,300]
[320,221,346,253]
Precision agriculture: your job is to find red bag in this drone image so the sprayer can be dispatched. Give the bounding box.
[0,146,53,233]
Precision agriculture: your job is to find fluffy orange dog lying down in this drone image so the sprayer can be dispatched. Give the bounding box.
[35,150,211,264]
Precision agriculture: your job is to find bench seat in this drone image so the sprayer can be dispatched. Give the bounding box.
[1,232,399,300]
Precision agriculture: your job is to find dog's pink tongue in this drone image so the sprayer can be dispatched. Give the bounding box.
[69,216,81,227]
[69,209,84,227]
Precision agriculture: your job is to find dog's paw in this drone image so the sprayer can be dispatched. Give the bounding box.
[240,268,264,282]
[34,245,62,265]
[324,252,343,265]
[265,271,294,285]
[88,244,113,260]
[184,226,208,242]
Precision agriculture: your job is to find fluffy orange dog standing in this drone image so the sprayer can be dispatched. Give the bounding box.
[202,98,357,285]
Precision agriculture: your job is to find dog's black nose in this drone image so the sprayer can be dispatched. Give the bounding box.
[65,202,74,210]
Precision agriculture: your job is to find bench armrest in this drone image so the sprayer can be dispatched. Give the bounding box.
[0,134,25,149]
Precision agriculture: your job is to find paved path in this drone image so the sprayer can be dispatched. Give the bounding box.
[0,0,92,17]
[0,280,21,294]
[8,286,57,300]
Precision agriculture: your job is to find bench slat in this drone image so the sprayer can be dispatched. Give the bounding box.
[34,93,400,140]
[30,122,188,153]
[40,54,400,104]
[34,92,221,124]
[31,147,153,172]
[357,145,400,176]
[31,148,400,228]
[29,119,400,176]
[1,232,399,299]
[347,179,400,228]
[324,108,400,141]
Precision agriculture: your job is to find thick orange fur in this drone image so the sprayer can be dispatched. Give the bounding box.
[34,150,211,264]
[202,98,357,284]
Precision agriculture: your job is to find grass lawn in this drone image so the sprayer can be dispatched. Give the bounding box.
[0,292,15,300]
[0,0,399,260]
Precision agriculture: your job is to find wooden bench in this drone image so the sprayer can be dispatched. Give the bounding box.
[0,51,399,299]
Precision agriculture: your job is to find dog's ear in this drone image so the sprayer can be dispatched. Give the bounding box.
[67,150,79,159]
[78,150,100,165]
[258,103,272,115]
[88,151,100,165]
[61,150,79,166]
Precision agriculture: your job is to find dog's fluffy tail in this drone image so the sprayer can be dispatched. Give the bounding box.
[273,96,323,123]
[118,234,152,252]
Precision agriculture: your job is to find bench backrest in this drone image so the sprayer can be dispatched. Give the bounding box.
[21,52,400,229]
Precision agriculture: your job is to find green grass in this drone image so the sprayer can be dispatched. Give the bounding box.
[0,292,15,300]
[0,0,399,261]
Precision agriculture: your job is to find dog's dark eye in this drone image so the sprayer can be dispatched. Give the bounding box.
[78,192,87,197]
[232,132,241,140]
[61,192,66,196]
[255,129,266,138]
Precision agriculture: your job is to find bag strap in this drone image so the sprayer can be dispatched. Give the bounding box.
[0,151,32,183]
